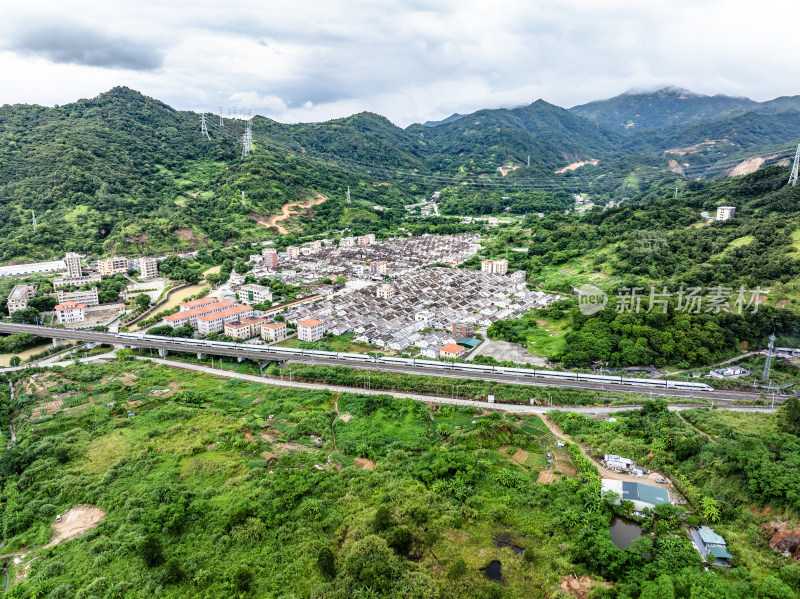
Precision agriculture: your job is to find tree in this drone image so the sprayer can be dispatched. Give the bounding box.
[9,356,21,367]
[700,496,720,523]
[116,348,134,362]
[779,397,800,435]
[135,294,152,310]
[10,307,41,324]
[372,505,393,531]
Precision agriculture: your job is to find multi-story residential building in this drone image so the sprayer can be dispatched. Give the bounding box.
[139,257,159,281]
[64,252,83,278]
[98,256,129,276]
[57,287,99,307]
[357,234,376,246]
[286,246,300,259]
[297,318,324,342]
[224,320,254,339]
[307,240,322,251]
[54,301,86,324]
[510,270,527,283]
[239,284,273,305]
[262,248,279,268]
[440,343,466,360]
[339,236,357,248]
[179,297,220,312]
[163,300,235,328]
[196,305,254,335]
[261,322,288,342]
[481,259,508,275]
[716,206,736,220]
[452,323,474,338]
[371,261,388,275]
[7,285,37,315]
[376,284,395,299]
[53,274,101,289]
[353,264,370,278]
[240,316,269,335]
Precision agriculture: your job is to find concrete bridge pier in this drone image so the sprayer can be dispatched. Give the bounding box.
[197,353,205,360]
[237,356,244,363]
[158,349,168,358]
[52,338,64,348]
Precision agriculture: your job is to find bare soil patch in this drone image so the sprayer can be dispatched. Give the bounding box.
[555,159,598,174]
[537,470,561,484]
[251,194,328,234]
[560,575,611,599]
[354,457,376,470]
[338,412,353,423]
[46,505,105,547]
[498,446,529,467]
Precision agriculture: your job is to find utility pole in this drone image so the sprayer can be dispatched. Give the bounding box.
[241,191,246,208]
[32,210,36,233]
[789,143,800,186]
[527,155,530,167]
[763,332,776,382]
[200,113,209,139]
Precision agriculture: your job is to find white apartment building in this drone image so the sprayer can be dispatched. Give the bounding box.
[7,285,37,315]
[286,246,300,259]
[339,236,357,248]
[239,284,273,305]
[353,264,370,278]
[481,259,509,275]
[139,257,159,281]
[261,322,288,342]
[54,301,86,324]
[53,274,101,289]
[224,321,254,339]
[376,284,395,299]
[196,305,253,335]
[716,206,736,220]
[98,256,129,276]
[57,287,99,307]
[64,252,83,278]
[297,318,324,342]
[163,300,235,328]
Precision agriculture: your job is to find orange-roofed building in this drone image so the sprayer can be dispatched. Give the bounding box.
[179,297,221,312]
[54,301,86,324]
[439,343,466,360]
[163,300,234,328]
[297,318,324,342]
[261,322,288,342]
[196,305,253,335]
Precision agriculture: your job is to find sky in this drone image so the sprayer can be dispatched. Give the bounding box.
[1,0,797,127]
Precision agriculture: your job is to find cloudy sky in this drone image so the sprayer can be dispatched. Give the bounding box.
[1,0,796,126]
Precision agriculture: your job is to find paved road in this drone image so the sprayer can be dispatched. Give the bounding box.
[136,356,778,414]
[0,323,769,403]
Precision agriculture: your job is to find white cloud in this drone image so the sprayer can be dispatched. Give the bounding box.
[0,0,797,126]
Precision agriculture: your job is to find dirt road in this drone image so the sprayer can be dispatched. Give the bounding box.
[252,194,328,234]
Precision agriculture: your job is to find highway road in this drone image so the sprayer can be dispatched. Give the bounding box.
[0,322,775,404]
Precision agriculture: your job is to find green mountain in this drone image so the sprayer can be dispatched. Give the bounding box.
[570,87,758,131]
[406,100,625,173]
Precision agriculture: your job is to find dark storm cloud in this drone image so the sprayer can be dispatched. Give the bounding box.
[11,23,163,71]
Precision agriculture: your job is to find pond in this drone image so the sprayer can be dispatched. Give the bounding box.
[609,516,643,549]
[483,560,502,581]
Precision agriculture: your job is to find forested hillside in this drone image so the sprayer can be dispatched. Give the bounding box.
[2,86,800,262]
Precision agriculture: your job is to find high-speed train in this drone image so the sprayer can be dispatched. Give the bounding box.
[117,332,715,392]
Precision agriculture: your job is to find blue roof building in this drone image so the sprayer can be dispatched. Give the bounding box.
[691,526,733,566]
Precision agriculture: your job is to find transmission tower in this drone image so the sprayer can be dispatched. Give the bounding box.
[32,210,37,233]
[346,186,351,203]
[241,191,246,208]
[200,113,209,139]
[763,332,776,382]
[675,187,679,198]
[219,106,224,128]
[789,143,800,186]
[241,116,253,158]
[527,155,530,167]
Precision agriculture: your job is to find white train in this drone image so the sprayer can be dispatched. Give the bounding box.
[116,332,714,392]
